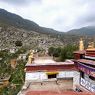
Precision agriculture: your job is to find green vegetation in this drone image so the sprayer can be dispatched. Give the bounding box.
[48,44,78,61]
[60,44,78,61]
[0,48,27,95]
[48,47,61,57]
[0,60,26,95]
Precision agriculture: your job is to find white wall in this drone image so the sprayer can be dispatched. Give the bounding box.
[57,71,80,90]
[25,71,80,90]
[26,71,75,81]
[57,71,74,78]
[73,71,80,90]
[25,72,47,81]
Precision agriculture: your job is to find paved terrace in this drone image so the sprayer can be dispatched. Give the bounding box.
[28,79,73,92]
[18,79,94,95]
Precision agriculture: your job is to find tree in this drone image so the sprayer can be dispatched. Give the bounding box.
[60,44,78,61]
[15,40,22,47]
[52,47,61,57]
[48,47,55,56]
[49,45,78,61]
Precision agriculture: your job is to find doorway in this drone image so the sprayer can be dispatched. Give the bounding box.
[46,72,58,79]
[48,74,57,79]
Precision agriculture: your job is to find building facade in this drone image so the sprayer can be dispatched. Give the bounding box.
[74,40,95,92]
[18,39,95,95]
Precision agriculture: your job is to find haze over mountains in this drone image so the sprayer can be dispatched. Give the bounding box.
[0,8,95,49]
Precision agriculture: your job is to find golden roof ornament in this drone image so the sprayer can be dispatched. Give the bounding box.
[28,50,34,64]
[79,38,84,51]
[87,42,95,50]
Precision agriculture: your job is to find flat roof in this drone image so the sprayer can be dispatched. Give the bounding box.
[74,50,86,54]
[77,59,95,66]
[33,59,56,64]
[26,58,74,66]
[23,79,93,95]
[26,62,74,66]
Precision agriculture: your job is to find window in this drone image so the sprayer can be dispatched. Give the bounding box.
[80,71,84,78]
[48,74,56,79]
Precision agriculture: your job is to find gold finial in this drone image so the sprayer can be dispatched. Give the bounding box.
[87,42,94,49]
[28,50,34,64]
[79,38,84,51]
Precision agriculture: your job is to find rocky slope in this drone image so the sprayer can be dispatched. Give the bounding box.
[0,26,64,49]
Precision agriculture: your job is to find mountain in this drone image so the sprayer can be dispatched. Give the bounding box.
[0,8,62,35]
[67,26,95,36]
[0,9,39,31]
[0,9,65,49]
[0,8,94,36]
[0,8,95,49]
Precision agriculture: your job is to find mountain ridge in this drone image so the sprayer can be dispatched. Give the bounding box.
[67,26,95,36]
[0,9,65,49]
[0,8,95,36]
[0,8,62,35]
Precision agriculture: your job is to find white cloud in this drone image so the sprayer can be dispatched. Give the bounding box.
[0,0,95,31]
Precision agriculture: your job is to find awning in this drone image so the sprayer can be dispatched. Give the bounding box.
[46,72,59,75]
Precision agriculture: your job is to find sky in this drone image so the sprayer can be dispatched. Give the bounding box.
[0,0,95,32]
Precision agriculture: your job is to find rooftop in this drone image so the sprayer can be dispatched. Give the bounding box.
[74,50,86,54]
[26,57,74,66]
[33,58,56,65]
[77,59,95,66]
[19,79,94,95]
[27,79,73,91]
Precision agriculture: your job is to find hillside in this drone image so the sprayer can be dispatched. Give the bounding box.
[0,9,65,49]
[0,8,95,49]
[0,8,80,49]
[67,26,95,36]
[0,8,62,35]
